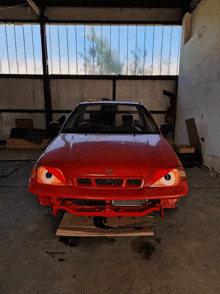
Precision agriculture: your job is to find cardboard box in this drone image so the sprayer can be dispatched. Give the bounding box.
[15,119,33,129]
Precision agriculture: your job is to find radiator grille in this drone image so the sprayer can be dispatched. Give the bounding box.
[95,179,123,186]
[77,178,91,185]
[74,177,143,188]
[127,179,142,186]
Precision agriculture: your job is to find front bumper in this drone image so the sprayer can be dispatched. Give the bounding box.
[28,179,188,218]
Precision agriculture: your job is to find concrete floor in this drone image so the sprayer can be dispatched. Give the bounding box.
[0,150,220,294]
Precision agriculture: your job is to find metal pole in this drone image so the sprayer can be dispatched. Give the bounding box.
[110,25,112,75]
[113,78,116,101]
[168,26,173,75]
[22,25,28,73]
[151,25,155,75]
[31,24,37,74]
[84,25,86,74]
[57,25,61,74]
[40,9,53,129]
[160,25,164,75]
[66,25,70,75]
[126,26,129,75]
[176,26,181,75]
[5,25,11,73]
[101,25,103,73]
[75,25,78,74]
[48,25,53,74]
[13,25,19,74]
[118,26,120,69]
[92,26,94,74]
[135,25,137,75]
[143,26,146,75]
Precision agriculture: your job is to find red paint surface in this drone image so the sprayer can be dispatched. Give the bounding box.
[28,101,188,218]
[28,133,188,218]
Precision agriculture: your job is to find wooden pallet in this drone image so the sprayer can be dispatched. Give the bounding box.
[6,138,51,149]
[56,213,155,237]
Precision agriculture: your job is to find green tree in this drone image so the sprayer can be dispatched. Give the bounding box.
[79,27,123,75]
[130,46,150,75]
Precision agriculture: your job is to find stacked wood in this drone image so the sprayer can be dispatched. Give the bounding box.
[6,138,51,149]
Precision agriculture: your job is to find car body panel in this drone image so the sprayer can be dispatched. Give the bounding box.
[28,101,188,218]
[37,134,180,181]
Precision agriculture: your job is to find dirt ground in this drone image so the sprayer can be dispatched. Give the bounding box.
[0,150,220,294]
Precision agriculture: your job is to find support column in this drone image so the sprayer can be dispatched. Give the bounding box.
[112,78,116,101]
[40,10,53,129]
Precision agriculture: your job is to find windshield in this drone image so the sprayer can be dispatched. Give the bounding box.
[61,103,160,135]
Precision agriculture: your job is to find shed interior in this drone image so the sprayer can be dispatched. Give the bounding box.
[1,2,220,294]
[0,0,219,170]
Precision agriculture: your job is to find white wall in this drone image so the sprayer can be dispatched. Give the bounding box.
[175,0,220,172]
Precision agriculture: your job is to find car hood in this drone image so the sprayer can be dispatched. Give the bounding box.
[38,133,180,180]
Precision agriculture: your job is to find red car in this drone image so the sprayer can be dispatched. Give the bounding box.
[28,101,188,218]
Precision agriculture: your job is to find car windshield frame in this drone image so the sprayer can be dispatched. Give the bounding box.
[61,102,160,135]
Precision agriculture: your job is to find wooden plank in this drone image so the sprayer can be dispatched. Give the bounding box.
[6,138,51,149]
[185,118,202,149]
[174,144,195,153]
[6,138,51,144]
[56,228,154,237]
[56,213,155,237]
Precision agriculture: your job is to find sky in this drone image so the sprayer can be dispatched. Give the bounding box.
[0,24,182,75]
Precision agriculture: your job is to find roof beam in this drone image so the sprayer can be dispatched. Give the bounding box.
[190,0,202,12]
[27,0,40,15]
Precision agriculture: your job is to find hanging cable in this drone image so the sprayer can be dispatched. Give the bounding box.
[0,3,28,11]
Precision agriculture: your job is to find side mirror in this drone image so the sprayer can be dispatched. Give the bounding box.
[160,123,174,135]
[49,121,60,138]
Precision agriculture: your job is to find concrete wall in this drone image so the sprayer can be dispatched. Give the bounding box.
[116,79,176,127]
[0,78,46,140]
[175,0,220,173]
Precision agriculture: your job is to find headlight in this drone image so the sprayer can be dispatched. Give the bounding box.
[151,166,186,187]
[31,164,66,185]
